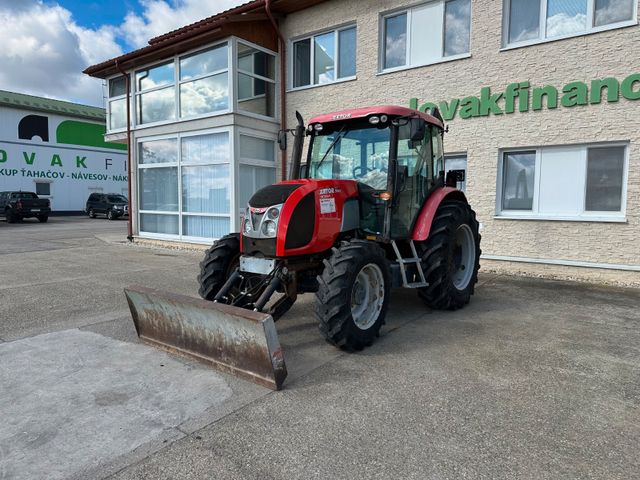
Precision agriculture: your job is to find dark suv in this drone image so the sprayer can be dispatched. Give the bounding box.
[86,193,128,220]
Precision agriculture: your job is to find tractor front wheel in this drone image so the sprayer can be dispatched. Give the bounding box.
[316,240,391,351]
[198,234,241,300]
[418,200,481,310]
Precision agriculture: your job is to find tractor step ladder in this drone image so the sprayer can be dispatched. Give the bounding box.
[391,240,429,289]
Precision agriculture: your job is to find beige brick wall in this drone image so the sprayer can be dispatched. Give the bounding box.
[280,0,640,285]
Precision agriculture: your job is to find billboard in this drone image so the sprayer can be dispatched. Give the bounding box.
[0,107,128,212]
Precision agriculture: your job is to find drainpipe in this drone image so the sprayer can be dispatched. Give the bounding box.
[265,0,287,180]
[115,59,134,241]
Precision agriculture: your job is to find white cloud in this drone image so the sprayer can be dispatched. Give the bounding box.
[0,1,121,106]
[120,0,245,49]
[0,0,244,106]
[385,34,406,68]
[546,12,587,37]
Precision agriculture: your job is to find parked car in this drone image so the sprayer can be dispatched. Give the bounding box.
[86,193,129,220]
[0,191,51,223]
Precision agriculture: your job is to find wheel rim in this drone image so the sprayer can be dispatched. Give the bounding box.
[351,263,385,330]
[452,224,476,290]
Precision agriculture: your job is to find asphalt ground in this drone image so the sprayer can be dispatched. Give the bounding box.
[0,216,639,479]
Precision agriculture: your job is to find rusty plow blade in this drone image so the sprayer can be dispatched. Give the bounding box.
[124,286,287,390]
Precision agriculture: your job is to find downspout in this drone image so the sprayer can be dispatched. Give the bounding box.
[115,59,134,242]
[265,0,287,180]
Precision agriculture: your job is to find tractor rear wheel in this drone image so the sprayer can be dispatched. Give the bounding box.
[418,200,481,310]
[198,234,241,301]
[316,240,391,351]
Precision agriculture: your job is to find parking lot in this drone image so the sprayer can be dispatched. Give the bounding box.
[0,216,639,479]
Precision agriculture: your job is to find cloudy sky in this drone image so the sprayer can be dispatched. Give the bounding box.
[0,0,245,107]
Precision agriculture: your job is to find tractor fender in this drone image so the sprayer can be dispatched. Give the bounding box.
[411,187,468,241]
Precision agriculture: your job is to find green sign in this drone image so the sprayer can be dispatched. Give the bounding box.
[409,73,640,121]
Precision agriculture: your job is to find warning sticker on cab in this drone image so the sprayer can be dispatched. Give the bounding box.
[320,197,336,214]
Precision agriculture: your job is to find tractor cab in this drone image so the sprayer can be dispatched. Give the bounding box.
[303,106,446,241]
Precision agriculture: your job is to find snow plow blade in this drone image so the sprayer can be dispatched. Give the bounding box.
[124,285,287,390]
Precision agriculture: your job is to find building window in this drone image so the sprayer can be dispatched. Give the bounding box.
[136,61,176,125]
[107,75,127,131]
[138,132,232,240]
[445,154,467,191]
[498,144,627,220]
[504,0,636,47]
[35,182,51,196]
[237,42,276,117]
[238,134,276,216]
[179,43,229,118]
[292,25,356,89]
[381,0,471,71]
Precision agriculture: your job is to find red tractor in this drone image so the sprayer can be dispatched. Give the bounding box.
[198,106,480,351]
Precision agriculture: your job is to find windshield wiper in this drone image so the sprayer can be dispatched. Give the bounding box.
[315,125,347,174]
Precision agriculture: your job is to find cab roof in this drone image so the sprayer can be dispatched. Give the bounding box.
[307,105,444,129]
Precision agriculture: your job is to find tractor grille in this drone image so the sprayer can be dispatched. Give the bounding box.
[251,211,264,228]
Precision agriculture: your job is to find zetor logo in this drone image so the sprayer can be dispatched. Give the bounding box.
[332,113,352,120]
[250,207,268,214]
[319,187,341,195]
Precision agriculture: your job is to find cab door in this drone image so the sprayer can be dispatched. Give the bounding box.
[389,125,432,239]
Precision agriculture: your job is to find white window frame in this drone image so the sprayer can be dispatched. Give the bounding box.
[105,38,279,134]
[137,127,236,243]
[444,152,467,192]
[178,42,231,121]
[288,23,357,91]
[502,0,638,49]
[134,59,178,127]
[236,128,278,218]
[378,0,472,74]
[234,38,279,122]
[106,75,129,133]
[496,142,629,222]
[34,180,52,197]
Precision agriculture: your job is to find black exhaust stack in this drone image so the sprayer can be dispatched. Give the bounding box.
[289,111,305,180]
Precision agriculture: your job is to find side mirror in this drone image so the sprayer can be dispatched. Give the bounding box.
[409,118,426,142]
[299,163,308,178]
[277,130,287,151]
[445,169,465,187]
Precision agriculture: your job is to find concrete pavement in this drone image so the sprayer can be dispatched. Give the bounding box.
[0,217,639,479]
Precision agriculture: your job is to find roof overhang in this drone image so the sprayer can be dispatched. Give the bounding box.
[84,0,328,79]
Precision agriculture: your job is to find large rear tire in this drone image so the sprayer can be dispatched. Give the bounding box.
[418,200,481,310]
[316,240,391,351]
[198,234,241,301]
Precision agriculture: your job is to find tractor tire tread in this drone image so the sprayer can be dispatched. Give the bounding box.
[315,240,390,352]
[417,200,481,311]
[197,234,240,300]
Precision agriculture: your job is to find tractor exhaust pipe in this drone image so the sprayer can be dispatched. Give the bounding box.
[124,286,287,390]
[289,111,305,180]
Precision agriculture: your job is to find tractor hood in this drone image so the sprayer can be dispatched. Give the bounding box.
[248,183,304,208]
[243,179,360,258]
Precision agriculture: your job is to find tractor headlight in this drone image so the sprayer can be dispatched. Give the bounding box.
[262,220,277,237]
[244,218,252,234]
[267,207,279,220]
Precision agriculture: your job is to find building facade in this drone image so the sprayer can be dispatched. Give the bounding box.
[86,0,640,285]
[0,91,127,212]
